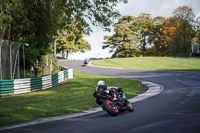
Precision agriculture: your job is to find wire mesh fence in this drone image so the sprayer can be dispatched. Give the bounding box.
[0,39,22,80]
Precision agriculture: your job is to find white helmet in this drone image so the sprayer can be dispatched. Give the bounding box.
[97,80,105,86]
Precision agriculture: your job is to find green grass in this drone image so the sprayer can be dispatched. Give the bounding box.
[0,71,143,127]
[92,57,200,71]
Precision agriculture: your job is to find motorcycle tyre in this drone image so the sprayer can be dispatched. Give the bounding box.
[127,102,134,112]
[103,99,119,116]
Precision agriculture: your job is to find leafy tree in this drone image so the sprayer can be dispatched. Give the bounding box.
[136,13,154,56]
[103,6,200,57]
[153,17,176,56]
[0,0,32,41]
[103,18,140,57]
[0,0,65,63]
[0,0,128,62]
[63,0,128,33]
[57,24,90,59]
[53,0,128,59]
[192,16,200,50]
[103,14,156,57]
[150,6,199,56]
[168,6,196,55]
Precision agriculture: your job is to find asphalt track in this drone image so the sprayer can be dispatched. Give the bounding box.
[1,60,200,133]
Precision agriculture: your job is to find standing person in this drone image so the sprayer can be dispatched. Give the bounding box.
[33,61,39,77]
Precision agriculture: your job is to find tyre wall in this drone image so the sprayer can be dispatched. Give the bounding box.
[0,68,73,96]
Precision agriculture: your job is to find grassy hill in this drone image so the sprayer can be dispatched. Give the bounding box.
[92,57,200,71]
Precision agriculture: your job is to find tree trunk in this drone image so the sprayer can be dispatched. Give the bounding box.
[0,25,7,39]
[142,34,146,57]
[54,38,57,60]
[53,30,62,60]
[66,51,69,59]
[62,50,65,58]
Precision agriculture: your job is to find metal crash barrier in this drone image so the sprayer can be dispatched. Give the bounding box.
[0,68,73,96]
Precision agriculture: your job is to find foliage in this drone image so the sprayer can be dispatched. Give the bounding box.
[53,0,128,59]
[103,13,156,57]
[103,21,140,57]
[168,6,196,55]
[0,0,65,63]
[62,0,128,33]
[152,17,176,56]
[0,0,128,63]
[57,24,91,59]
[39,54,61,75]
[103,6,200,57]
[136,13,154,56]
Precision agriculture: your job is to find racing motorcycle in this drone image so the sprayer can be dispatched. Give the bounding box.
[93,87,134,116]
[82,59,89,67]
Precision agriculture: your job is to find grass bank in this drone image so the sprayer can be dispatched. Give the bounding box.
[0,71,143,127]
[92,57,200,71]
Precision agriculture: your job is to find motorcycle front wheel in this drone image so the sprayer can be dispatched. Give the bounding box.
[127,102,134,112]
[103,99,119,116]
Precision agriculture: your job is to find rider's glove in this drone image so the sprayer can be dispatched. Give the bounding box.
[113,97,118,101]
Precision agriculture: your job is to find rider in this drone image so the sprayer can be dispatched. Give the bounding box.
[94,80,123,105]
[83,59,89,65]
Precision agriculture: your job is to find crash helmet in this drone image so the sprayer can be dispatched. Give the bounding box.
[97,80,105,86]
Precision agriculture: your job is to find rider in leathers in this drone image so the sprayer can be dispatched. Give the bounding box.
[94,80,125,105]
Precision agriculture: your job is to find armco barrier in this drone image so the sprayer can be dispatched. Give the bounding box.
[42,75,52,90]
[14,78,31,95]
[0,68,73,97]
[0,80,14,96]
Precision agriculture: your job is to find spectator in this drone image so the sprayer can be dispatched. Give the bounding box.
[33,61,39,77]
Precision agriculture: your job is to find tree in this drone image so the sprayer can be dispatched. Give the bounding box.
[136,13,154,56]
[103,18,140,57]
[103,14,156,57]
[63,0,128,33]
[148,6,198,56]
[0,0,65,63]
[120,13,154,56]
[103,6,200,57]
[153,17,176,56]
[169,6,196,55]
[0,0,32,41]
[1,0,128,62]
[53,0,128,59]
[57,24,90,59]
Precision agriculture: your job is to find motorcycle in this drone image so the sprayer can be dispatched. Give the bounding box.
[93,87,134,116]
[82,59,89,67]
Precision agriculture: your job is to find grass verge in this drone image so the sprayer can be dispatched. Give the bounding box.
[0,71,143,127]
[92,57,200,71]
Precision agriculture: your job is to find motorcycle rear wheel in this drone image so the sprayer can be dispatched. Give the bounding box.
[103,99,119,116]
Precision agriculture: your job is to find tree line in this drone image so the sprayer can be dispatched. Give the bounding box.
[0,0,128,64]
[103,6,200,57]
